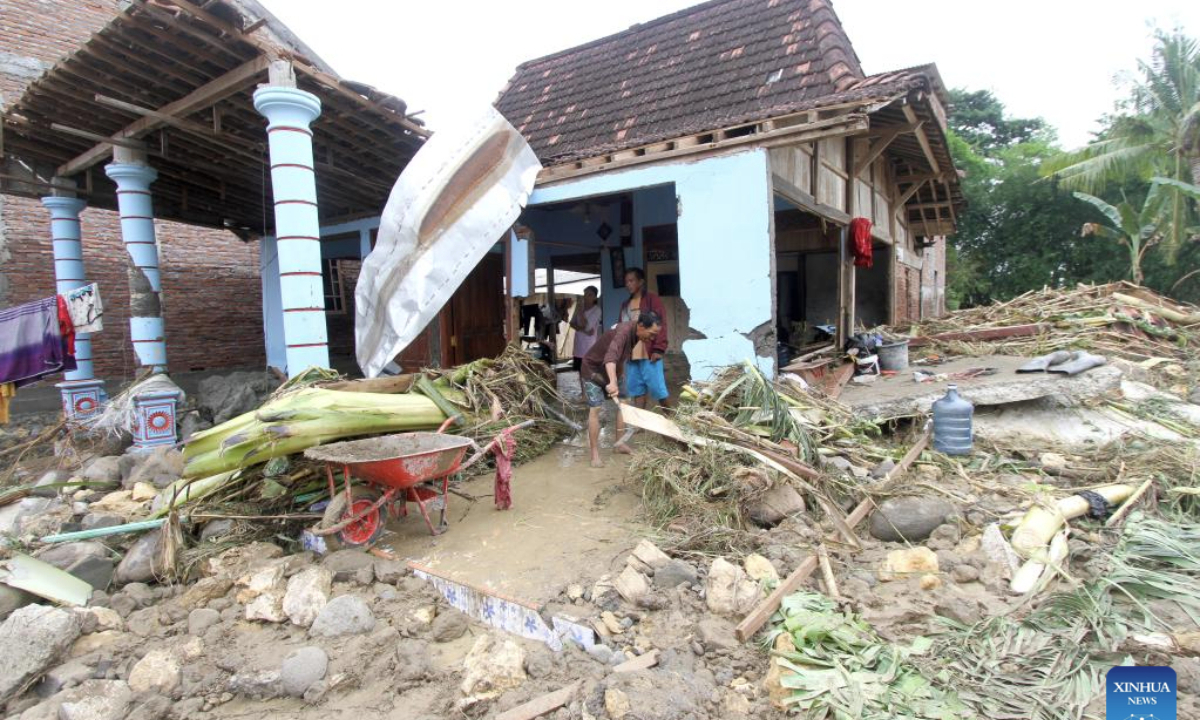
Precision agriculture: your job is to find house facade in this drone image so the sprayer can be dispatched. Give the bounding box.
[497,0,961,378]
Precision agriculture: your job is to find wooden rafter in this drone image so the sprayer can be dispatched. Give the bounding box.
[56,55,268,177]
[853,121,921,177]
[901,103,940,175]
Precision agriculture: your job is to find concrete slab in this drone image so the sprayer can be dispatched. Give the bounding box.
[839,355,1123,420]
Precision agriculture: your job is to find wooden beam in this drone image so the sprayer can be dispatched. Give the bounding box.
[292,60,430,138]
[50,123,145,150]
[772,173,850,225]
[494,683,581,720]
[896,179,927,207]
[902,103,940,175]
[56,55,268,177]
[94,94,264,156]
[854,121,921,177]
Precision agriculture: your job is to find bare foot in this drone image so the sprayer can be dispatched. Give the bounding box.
[614,442,633,455]
[590,456,604,468]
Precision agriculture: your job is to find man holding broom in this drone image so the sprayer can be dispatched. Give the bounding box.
[580,311,662,467]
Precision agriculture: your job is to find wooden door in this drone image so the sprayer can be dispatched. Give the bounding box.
[442,253,507,366]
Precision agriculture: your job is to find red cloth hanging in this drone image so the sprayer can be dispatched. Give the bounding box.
[56,295,76,357]
[850,217,873,268]
[493,430,516,510]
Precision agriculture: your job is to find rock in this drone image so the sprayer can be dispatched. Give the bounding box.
[523,648,554,680]
[696,617,738,652]
[321,549,375,584]
[705,558,760,616]
[188,608,221,636]
[244,590,287,623]
[764,633,795,709]
[235,563,285,602]
[227,670,282,699]
[460,634,526,698]
[113,530,165,585]
[868,496,956,542]
[127,648,181,694]
[32,470,69,498]
[80,515,124,532]
[15,498,71,538]
[0,605,82,698]
[35,542,114,591]
[614,566,650,604]
[85,607,123,632]
[585,643,614,664]
[604,688,632,719]
[176,577,234,610]
[566,584,585,601]
[721,691,752,716]
[81,457,122,487]
[919,574,942,590]
[67,630,122,660]
[129,483,157,502]
[1175,631,1200,654]
[600,611,624,635]
[914,464,943,482]
[879,547,940,580]
[431,609,469,642]
[124,448,184,490]
[197,371,276,426]
[1039,452,1068,474]
[393,639,432,682]
[56,680,132,720]
[84,492,143,522]
[746,483,806,528]
[283,566,332,627]
[653,559,698,589]
[630,540,671,572]
[929,523,961,545]
[373,558,407,585]
[935,599,982,625]
[310,595,375,637]
[0,584,37,621]
[280,646,328,698]
[951,565,980,583]
[33,658,92,698]
[744,554,779,582]
[870,458,896,479]
[197,519,234,544]
[200,542,283,579]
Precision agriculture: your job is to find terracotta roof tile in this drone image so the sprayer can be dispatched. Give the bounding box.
[497,0,933,164]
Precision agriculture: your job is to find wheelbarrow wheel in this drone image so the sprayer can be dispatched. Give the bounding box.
[320,487,385,551]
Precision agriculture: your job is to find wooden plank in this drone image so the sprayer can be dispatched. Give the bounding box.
[817,544,839,599]
[896,179,927,207]
[882,428,930,484]
[853,122,920,177]
[902,103,940,175]
[735,556,819,641]
[907,323,1047,348]
[56,55,268,177]
[293,60,430,138]
[494,682,581,720]
[49,123,145,149]
[613,649,660,673]
[771,173,850,225]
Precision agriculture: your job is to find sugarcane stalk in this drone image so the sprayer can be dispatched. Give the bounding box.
[1010,484,1134,558]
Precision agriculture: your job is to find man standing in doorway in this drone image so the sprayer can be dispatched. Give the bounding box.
[619,268,670,409]
[580,311,662,467]
[569,286,602,394]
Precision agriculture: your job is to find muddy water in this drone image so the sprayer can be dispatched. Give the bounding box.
[379,443,645,602]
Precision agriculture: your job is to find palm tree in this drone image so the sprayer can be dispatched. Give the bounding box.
[1045,30,1200,257]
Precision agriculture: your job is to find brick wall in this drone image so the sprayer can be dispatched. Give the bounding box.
[1,0,266,381]
[891,236,947,324]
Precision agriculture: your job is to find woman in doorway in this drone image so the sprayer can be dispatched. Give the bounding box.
[570,286,602,394]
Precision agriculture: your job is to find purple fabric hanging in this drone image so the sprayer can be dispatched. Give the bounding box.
[0,296,76,387]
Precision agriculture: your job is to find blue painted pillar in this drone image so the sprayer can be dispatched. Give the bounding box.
[43,195,107,421]
[254,85,330,376]
[104,161,167,372]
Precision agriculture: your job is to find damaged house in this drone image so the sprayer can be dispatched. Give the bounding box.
[500,0,962,379]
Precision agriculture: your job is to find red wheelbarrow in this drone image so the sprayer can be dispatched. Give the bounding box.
[304,419,533,550]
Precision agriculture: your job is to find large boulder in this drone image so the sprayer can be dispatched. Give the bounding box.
[81,457,122,488]
[34,542,114,591]
[310,595,375,637]
[868,496,957,543]
[56,680,132,720]
[0,605,82,698]
[654,559,698,589]
[197,371,277,426]
[127,648,181,694]
[0,584,37,622]
[746,483,807,528]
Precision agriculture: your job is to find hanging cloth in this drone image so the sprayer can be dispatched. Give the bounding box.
[0,296,75,388]
[57,295,76,357]
[850,217,873,269]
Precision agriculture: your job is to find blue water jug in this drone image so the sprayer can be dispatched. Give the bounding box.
[932,384,973,455]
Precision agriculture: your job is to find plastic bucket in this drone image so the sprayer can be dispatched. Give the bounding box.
[877,340,910,372]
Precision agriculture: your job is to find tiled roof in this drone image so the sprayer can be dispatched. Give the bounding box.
[495,0,928,164]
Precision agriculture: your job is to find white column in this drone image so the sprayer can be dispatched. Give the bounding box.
[254,84,330,376]
[104,160,167,372]
[41,196,93,380]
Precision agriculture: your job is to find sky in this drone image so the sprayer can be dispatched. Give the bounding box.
[265,0,1200,150]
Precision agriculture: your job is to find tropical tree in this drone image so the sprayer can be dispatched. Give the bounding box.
[1073,177,1200,284]
[1044,30,1200,258]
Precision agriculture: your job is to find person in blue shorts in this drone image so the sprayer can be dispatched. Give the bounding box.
[579,311,662,467]
[618,268,671,410]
